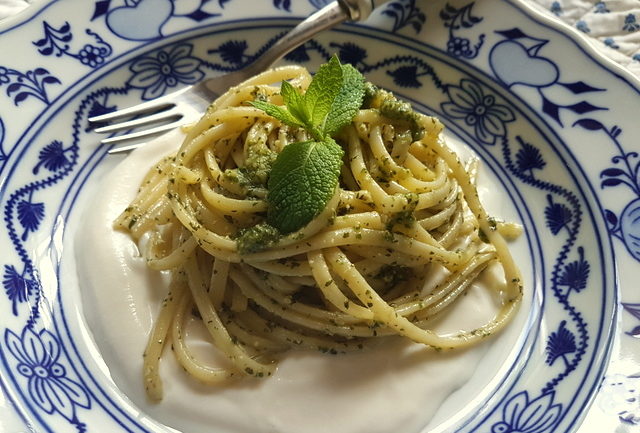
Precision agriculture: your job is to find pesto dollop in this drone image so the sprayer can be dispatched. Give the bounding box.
[363,82,424,141]
[235,223,281,254]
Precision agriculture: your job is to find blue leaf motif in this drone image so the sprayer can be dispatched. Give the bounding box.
[185,9,218,22]
[542,96,561,124]
[566,100,606,115]
[623,303,640,321]
[605,209,618,227]
[91,0,112,20]
[495,27,528,40]
[601,167,626,178]
[33,140,70,174]
[273,0,291,11]
[2,265,33,315]
[329,42,367,66]
[387,65,422,88]
[558,246,590,295]
[213,40,248,65]
[515,136,546,175]
[544,194,572,235]
[85,99,117,131]
[17,199,45,240]
[601,178,624,188]
[382,0,426,33]
[572,118,605,131]
[0,67,60,106]
[284,44,310,63]
[545,320,577,366]
[559,81,604,94]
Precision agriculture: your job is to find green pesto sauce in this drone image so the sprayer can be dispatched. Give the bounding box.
[385,193,419,231]
[374,264,414,290]
[244,144,277,186]
[223,137,277,195]
[235,222,281,254]
[363,82,424,141]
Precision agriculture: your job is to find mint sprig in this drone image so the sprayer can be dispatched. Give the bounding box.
[250,55,365,234]
[267,139,344,234]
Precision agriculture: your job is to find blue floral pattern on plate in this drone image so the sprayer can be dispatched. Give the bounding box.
[0,0,637,431]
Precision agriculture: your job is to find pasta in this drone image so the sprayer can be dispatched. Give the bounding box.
[115,64,523,402]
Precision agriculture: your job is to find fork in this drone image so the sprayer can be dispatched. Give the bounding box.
[89,0,391,153]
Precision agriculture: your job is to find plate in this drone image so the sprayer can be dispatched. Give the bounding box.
[0,0,637,431]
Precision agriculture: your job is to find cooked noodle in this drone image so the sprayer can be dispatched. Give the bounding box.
[115,65,523,401]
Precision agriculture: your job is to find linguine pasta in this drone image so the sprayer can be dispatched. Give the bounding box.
[115,65,523,401]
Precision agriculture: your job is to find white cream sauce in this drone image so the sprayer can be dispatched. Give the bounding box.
[76,128,518,433]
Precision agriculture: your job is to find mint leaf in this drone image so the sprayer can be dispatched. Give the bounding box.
[250,100,304,128]
[304,55,343,133]
[324,64,365,136]
[280,80,309,125]
[267,139,343,234]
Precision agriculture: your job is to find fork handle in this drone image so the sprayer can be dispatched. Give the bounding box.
[238,0,392,76]
[198,0,392,100]
[340,0,392,21]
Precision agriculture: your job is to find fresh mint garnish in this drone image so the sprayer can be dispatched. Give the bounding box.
[250,55,365,234]
[324,63,366,136]
[267,139,344,234]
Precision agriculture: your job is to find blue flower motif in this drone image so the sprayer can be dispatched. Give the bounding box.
[441,79,514,145]
[77,44,107,68]
[447,37,471,57]
[550,1,563,16]
[127,43,204,100]
[5,327,90,422]
[491,391,561,433]
[623,14,640,32]
[634,53,640,62]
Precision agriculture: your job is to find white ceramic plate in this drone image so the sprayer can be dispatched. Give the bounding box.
[0,0,638,431]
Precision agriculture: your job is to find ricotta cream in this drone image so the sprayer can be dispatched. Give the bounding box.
[76,128,521,433]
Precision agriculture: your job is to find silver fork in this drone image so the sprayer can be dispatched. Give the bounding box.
[89,0,390,153]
